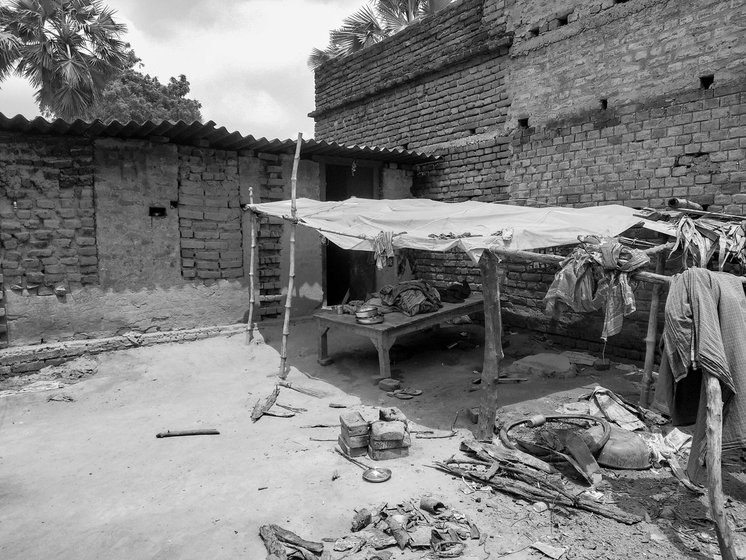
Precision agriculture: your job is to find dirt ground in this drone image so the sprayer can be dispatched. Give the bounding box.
[0,318,743,559]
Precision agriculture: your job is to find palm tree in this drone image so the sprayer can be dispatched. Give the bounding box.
[308,0,453,69]
[0,0,128,119]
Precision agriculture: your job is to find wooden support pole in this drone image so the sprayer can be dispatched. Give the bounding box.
[278,133,303,379]
[705,374,736,560]
[246,185,257,344]
[639,251,665,407]
[477,250,503,440]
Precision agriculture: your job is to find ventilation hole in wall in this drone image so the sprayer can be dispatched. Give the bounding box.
[169,200,179,209]
[528,27,539,38]
[600,98,608,110]
[149,206,167,217]
[700,74,714,90]
[557,14,569,26]
[518,118,530,128]
[469,128,477,135]
[401,143,409,150]
[614,0,629,4]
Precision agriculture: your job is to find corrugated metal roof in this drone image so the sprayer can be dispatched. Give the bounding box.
[0,113,438,164]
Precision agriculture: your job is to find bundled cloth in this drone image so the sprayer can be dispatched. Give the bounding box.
[656,267,746,482]
[544,236,650,340]
[380,280,442,316]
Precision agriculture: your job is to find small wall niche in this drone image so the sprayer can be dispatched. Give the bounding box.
[600,98,608,110]
[699,74,714,90]
[518,117,530,128]
[149,206,167,218]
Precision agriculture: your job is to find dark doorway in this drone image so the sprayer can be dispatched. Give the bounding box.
[324,164,377,305]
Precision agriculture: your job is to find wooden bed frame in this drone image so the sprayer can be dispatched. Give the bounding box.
[313,294,484,379]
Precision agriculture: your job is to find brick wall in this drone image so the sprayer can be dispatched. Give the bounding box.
[311,0,746,359]
[178,147,244,280]
[312,0,510,149]
[0,134,97,296]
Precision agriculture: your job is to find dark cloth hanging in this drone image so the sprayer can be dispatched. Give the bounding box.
[657,267,746,482]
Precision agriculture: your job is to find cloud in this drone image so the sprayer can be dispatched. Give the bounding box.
[0,0,365,137]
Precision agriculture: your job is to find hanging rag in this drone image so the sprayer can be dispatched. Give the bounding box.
[544,237,650,339]
[372,231,395,270]
[379,280,442,316]
[657,267,746,483]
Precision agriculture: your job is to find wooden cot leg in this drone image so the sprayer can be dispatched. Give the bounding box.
[371,335,396,380]
[705,374,736,560]
[477,250,503,440]
[640,252,665,407]
[317,325,333,366]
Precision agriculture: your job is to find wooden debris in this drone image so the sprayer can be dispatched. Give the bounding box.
[259,525,287,560]
[155,429,220,438]
[251,386,281,423]
[278,380,325,398]
[264,409,295,418]
[270,524,324,555]
[432,461,642,525]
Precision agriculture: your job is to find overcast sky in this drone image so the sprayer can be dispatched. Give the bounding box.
[0,0,364,140]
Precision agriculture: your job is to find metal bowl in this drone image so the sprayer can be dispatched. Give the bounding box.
[356,314,384,325]
[362,466,392,483]
[355,305,380,319]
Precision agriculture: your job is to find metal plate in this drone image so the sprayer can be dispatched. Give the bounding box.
[362,467,392,483]
[356,315,384,325]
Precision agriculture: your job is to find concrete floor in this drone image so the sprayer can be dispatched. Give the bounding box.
[0,319,643,559]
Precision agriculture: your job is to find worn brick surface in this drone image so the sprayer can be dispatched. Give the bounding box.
[312,0,746,359]
[177,146,244,281]
[0,133,97,305]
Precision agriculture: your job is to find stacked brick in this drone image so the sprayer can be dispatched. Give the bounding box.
[177,147,243,280]
[0,135,98,297]
[338,408,412,461]
[256,154,285,318]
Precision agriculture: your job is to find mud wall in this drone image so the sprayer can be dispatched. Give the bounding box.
[0,134,324,347]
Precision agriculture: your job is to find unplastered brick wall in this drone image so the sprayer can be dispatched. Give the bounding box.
[507,0,746,129]
[254,153,285,318]
[312,0,510,149]
[0,134,97,297]
[414,136,511,201]
[508,84,746,213]
[177,146,243,280]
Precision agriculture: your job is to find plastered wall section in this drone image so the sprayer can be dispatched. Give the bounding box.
[279,158,323,316]
[5,139,251,345]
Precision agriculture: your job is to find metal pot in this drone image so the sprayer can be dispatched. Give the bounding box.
[355,305,380,319]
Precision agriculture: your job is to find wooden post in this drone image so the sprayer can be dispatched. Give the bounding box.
[705,374,736,560]
[278,133,303,379]
[639,251,665,407]
[246,185,257,344]
[477,250,503,440]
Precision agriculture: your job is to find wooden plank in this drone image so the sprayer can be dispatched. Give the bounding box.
[477,250,503,440]
[705,374,736,560]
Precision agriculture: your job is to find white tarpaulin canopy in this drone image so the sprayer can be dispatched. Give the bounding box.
[247,197,643,262]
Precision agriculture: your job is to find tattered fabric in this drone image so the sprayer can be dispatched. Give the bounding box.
[659,267,746,482]
[380,280,442,316]
[543,237,649,339]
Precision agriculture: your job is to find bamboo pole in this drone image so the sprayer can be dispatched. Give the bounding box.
[477,250,503,440]
[639,251,666,407]
[705,374,736,560]
[278,133,303,379]
[246,186,257,344]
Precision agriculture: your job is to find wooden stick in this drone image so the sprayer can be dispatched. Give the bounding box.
[246,184,258,344]
[477,250,503,440]
[279,133,303,379]
[155,429,220,438]
[705,374,736,560]
[639,250,665,407]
